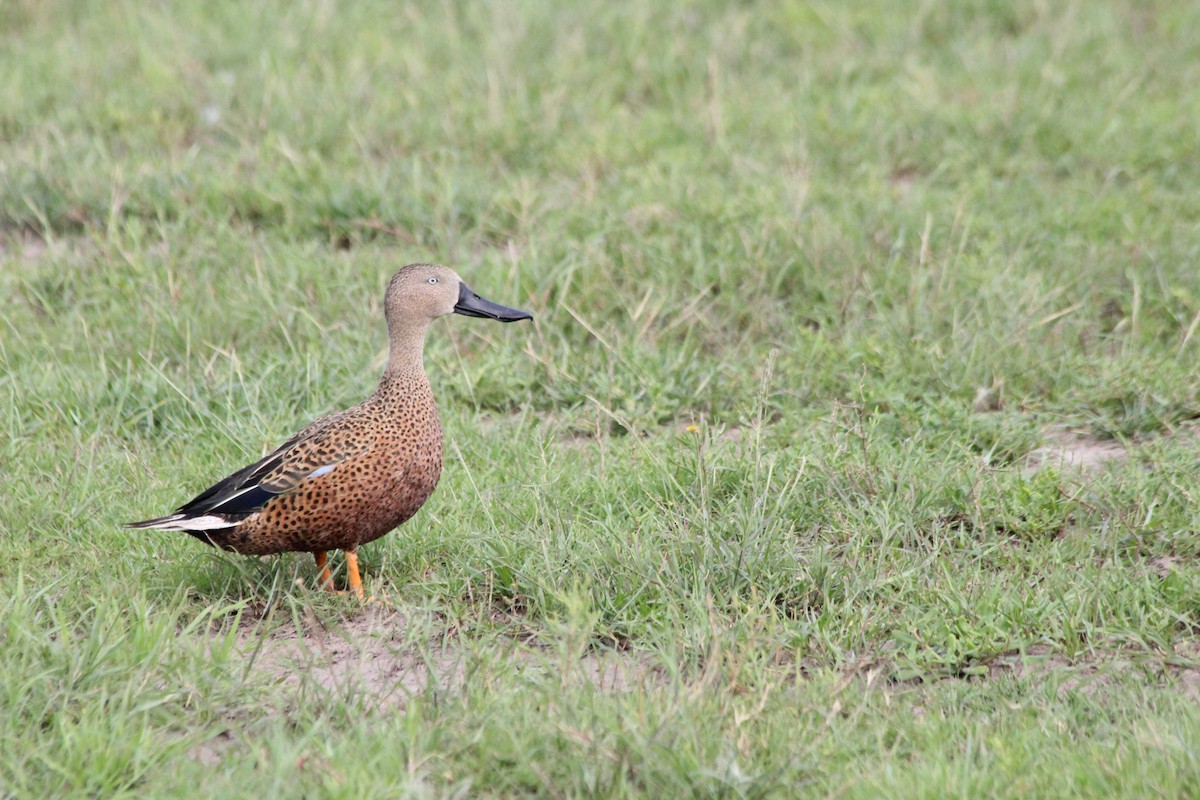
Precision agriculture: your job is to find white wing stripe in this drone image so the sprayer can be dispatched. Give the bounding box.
[139,514,239,531]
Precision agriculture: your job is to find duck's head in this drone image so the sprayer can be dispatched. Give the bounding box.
[385,263,533,327]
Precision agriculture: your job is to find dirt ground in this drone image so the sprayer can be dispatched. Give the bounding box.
[1022,429,1129,473]
[231,606,660,708]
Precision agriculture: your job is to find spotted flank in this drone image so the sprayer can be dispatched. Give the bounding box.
[127,263,532,599]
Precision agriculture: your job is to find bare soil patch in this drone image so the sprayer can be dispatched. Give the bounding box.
[232,606,660,708]
[242,608,465,704]
[1023,421,1200,474]
[0,228,93,263]
[1023,429,1128,474]
[980,643,1200,702]
[188,607,662,765]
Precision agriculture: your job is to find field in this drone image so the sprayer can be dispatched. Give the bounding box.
[3,1,1200,796]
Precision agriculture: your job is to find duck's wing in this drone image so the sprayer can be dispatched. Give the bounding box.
[127,416,368,531]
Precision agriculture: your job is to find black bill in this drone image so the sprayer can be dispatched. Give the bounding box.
[453,282,533,322]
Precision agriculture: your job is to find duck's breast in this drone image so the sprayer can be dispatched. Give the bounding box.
[352,377,444,545]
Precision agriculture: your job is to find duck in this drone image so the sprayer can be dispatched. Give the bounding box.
[128,263,532,600]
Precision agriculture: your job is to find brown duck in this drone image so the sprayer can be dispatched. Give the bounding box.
[128,264,532,599]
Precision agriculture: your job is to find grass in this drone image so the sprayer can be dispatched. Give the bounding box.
[2,0,1200,796]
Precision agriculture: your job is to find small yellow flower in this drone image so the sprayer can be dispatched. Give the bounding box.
[686,424,699,432]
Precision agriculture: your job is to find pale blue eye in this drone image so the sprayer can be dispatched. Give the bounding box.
[427,277,438,284]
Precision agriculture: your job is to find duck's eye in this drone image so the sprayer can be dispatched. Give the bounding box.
[427,277,438,285]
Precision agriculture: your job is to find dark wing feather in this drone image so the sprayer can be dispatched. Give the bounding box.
[174,433,302,519]
[172,408,364,521]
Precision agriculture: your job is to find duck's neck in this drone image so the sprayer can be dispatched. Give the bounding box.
[381,316,432,380]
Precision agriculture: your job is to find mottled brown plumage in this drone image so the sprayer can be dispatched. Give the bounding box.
[128,264,532,598]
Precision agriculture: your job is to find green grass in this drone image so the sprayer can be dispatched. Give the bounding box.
[3,0,1200,796]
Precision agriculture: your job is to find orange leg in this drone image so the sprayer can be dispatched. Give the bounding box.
[314,551,335,592]
[345,550,364,601]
